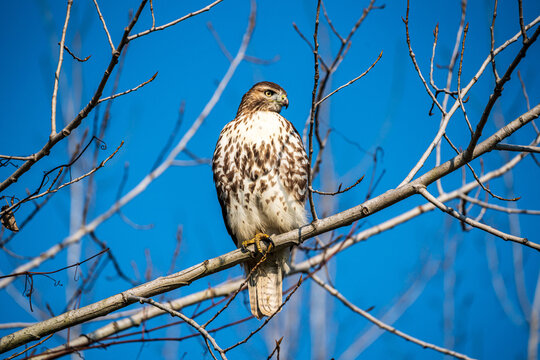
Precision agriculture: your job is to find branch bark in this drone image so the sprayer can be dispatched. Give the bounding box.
[1,104,538,354]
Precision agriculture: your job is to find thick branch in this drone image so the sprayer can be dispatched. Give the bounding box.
[1,105,538,354]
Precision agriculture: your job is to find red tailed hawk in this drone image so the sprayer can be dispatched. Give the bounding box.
[212,82,309,318]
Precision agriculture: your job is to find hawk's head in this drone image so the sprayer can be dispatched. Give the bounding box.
[237,81,289,116]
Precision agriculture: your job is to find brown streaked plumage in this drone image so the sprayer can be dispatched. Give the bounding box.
[212,81,308,318]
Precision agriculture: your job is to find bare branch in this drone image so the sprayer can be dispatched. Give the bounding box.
[490,0,500,81]
[307,0,322,221]
[129,296,227,360]
[518,0,528,43]
[310,175,364,196]
[463,25,540,160]
[2,105,538,353]
[402,0,445,115]
[314,51,382,107]
[128,0,224,41]
[207,21,233,62]
[415,185,532,248]
[292,23,329,71]
[97,72,158,104]
[0,155,34,161]
[1,142,123,215]
[517,70,532,112]
[223,277,303,352]
[321,0,344,43]
[494,143,540,153]
[0,0,148,193]
[311,275,476,360]
[4,334,53,360]
[443,134,518,202]
[149,0,156,28]
[459,194,540,215]
[0,0,256,292]
[398,15,540,187]
[50,0,73,138]
[92,0,115,51]
[61,43,91,62]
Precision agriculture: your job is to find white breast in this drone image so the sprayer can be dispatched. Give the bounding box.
[213,111,307,245]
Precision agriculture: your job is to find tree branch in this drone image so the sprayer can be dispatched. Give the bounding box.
[1,104,538,354]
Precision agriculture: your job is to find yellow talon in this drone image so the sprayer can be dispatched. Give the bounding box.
[242,233,273,254]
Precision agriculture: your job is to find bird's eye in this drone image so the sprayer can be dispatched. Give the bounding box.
[264,90,273,97]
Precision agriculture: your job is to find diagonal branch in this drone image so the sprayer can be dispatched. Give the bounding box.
[311,275,476,360]
[0,0,256,294]
[1,105,538,354]
[129,296,227,360]
[314,51,382,107]
[128,0,224,41]
[398,15,540,187]
[415,185,530,247]
[97,72,158,104]
[92,0,115,51]
[0,0,148,193]
[28,135,539,358]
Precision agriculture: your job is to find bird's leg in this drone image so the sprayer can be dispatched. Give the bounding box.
[242,233,274,254]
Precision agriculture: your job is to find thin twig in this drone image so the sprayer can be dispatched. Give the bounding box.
[307,0,323,222]
[266,337,283,360]
[4,334,54,360]
[314,51,382,107]
[97,72,158,104]
[0,0,256,292]
[207,21,233,62]
[321,0,344,43]
[398,14,540,188]
[128,0,225,41]
[443,134,518,201]
[92,0,115,51]
[311,275,475,360]
[1,142,123,213]
[0,0,148,193]
[310,175,364,196]
[224,277,303,352]
[518,0,528,43]
[149,0,155,28]
[402,0,445,115]
[463,25,540,160]
[129,296,227,360]
[490,0,500,81]
[0,155,34,161]
[459,194,540,215]
[50,0,73,138]
[0,248,108,280]
[291,23,329,71]
[457,23,473,134]
[415,185,533,248]
[60,43,91,62]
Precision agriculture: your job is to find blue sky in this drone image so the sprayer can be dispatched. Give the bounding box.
[1,0,539,359]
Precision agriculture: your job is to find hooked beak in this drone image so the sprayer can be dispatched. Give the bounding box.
[280,94,289,109]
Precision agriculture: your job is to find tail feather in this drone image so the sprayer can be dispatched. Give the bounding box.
[245,248,289,319]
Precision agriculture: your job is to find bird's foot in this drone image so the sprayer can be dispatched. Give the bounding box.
[242,233,274,255]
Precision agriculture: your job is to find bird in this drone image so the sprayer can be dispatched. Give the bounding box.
[212,81,309,319]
